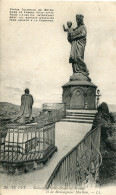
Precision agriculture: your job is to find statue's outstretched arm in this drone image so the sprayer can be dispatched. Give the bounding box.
[63,25,68,32]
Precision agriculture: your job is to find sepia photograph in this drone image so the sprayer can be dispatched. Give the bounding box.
[0,1,116,195]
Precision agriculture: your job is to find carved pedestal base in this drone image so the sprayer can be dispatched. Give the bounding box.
[62,73,97,110]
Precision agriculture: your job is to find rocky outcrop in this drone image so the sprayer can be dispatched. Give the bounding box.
[91,102,116,185]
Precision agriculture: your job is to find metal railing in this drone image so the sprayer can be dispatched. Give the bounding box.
[0,122,55,164]
[0,108,65,167]
[45,125,102,189]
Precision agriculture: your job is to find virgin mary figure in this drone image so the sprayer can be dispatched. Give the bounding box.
[68,14,89,75]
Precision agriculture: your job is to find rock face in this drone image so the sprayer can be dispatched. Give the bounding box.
[99,125,116,185]
[91,102,116,185]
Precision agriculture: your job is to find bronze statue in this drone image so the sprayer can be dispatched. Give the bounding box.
[20,88,34,120]
[11,88,34,123]
[63,14,89,75]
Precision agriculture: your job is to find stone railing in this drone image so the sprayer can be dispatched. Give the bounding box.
[35,107,66,128]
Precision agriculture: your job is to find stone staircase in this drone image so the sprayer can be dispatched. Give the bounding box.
[61,109,97,124]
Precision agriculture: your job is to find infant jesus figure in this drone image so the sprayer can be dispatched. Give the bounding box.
[63,21,77,63]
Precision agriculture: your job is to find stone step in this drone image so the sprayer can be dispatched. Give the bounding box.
[61,118,93,124]
[67,114,95,117]
[66,109,97,114]
[66,112,96,116]
[66,116,94,120]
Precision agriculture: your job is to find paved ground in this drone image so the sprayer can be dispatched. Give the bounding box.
[0,122,92,189]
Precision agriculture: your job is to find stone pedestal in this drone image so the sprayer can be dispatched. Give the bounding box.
[62,73,97,110]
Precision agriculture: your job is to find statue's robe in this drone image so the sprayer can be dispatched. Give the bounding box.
[20,94,34,118]
[68,25,89,74]
[10,94,34,123]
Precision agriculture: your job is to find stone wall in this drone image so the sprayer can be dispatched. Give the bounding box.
[42,103,66,111]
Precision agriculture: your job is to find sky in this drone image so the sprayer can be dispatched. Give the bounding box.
[0,1,116,108]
